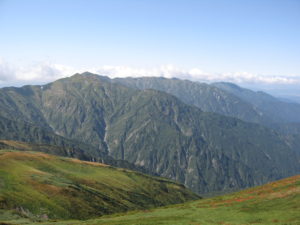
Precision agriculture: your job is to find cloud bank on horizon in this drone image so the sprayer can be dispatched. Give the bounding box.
[0,59,299,93]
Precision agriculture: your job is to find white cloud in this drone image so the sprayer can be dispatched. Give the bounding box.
[0,59,84,86]
[94,65,191,79]
[0,59,299,87]
[95,65,300,85]
[0,59,16,81]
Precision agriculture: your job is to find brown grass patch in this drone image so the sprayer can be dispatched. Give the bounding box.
[0,151,53,161]
[27,179,63,196]
[0,140,33,150]
[68,158,108,167]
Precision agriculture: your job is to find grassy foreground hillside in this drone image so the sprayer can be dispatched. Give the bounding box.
[35,175,300,225]
[0,150,199,223]
[0,140,155,176]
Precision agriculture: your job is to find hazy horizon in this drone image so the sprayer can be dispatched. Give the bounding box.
[1,0,299,101]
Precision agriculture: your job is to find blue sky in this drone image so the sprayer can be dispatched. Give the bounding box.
[0,0,299,99]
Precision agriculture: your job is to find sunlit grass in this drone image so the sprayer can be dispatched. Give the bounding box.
[0,150,198,223]
[35,175,300,225]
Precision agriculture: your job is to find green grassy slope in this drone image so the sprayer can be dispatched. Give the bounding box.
[0,139,155,175]
[35,174,300,225]
[0,150,199,223]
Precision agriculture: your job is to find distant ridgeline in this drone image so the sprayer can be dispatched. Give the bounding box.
[0,72,299,195]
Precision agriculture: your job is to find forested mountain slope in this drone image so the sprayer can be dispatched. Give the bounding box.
[114,77,300,132]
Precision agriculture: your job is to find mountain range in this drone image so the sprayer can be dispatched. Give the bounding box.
[0,72,299,195]
[114,76,300,132]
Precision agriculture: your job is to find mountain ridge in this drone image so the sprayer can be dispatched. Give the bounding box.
[113,76,300,129]
[0,72,299,195]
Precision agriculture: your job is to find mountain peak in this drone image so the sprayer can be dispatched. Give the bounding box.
[213,82,243,91]
[71,72,111,81]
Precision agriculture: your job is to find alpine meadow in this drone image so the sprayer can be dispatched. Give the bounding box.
[0,1,299,224]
